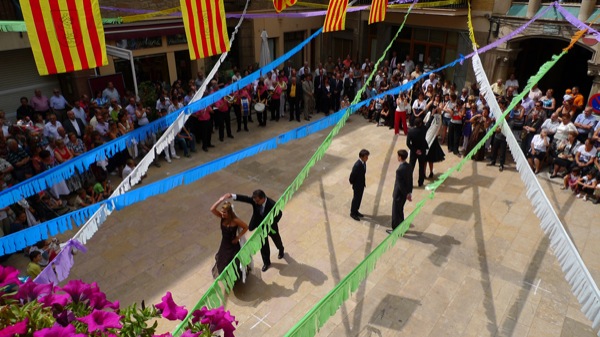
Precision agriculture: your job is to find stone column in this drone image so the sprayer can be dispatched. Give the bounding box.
[526,0,542,19]
[579,0,597,22]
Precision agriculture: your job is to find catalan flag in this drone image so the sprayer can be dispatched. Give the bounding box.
[181,0,230,60]
[273,0,298,13]
[20,0,107,76]
[369,0,388,24]
[323,0,349,33]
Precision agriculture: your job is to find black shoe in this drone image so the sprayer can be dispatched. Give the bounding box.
[386,229,394,235]
[261,264,270,272]
[153,161,161,168]
[244,128,249,132]
[219,138,224,142]
[237,129,241,133]
[499,165,504,172]
[428,172,434,179]
[351,214,360,221]
[208,145,215,148]
[297,119,301,122]
[278,249,284,259]
[202,148,208,152]
[289,119,294,122]
[227,135,234,139]
[356,212,365,217]
[418,182,424,187]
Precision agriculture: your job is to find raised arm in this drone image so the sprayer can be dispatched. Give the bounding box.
[210,195,227,218]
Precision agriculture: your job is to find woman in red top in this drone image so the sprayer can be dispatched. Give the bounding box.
[53,139,74,164]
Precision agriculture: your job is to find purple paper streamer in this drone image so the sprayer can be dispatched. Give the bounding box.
[34,240,87,285]
[554,2,600,42]
[465,4,553,59]
[100,5,369,20]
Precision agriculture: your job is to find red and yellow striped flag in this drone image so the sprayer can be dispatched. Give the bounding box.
[20,0,107,76]
[369,0,388,24]
[181,0,230,60]
[273,0,298,13]
[323,0,349,32]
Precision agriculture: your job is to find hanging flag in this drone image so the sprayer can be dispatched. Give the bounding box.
[273,0,298,13]
[369,0,388,24]
[323,0,349,32]
[19,0,107,76]
[181,0,230,60]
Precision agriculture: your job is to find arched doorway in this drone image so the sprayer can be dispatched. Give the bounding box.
[513,37,593,100]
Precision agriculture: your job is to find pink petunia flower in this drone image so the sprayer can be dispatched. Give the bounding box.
[0,318,28,337]
[155,292,188,321]
[0,265,21,288]
[57,280,93,303]
[15,279,53,303]
[180,330,201,337]
[193,306,237,337]
[77,309,122,332]
[88,290,120,311]
[32,324,86,337]
[38,293,71,308]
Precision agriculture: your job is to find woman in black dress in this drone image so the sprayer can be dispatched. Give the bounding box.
[210,196,249,278]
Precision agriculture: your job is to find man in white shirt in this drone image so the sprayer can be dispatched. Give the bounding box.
[102,82,120,102]
[71,102,87,126]
[156,96,172,112]
[403,55,415,77]
[421,73,438,92]
[298,62,310,78]
[43,113,63,140]
[490,79,505,97]
[505,73,519,94]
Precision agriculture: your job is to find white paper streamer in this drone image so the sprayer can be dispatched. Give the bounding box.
[472,51,600,335]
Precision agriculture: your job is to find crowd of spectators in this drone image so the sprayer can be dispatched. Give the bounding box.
[1,51,599,276]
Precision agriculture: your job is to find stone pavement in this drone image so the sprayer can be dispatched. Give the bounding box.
[4,113,599,336]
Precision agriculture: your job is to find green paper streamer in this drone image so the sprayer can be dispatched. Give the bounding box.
[172,3,418,336]
[283,40,571,337]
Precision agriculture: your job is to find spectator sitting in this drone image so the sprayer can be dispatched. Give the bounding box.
[74,188,93,209]
[92,174,112,202]
[6,139,33,181]
[40,193,70,218]
[562,167,581,191]
[175,127,197,157]
[27,251,42,279]
[9,210,28,234]
[575,169,598,201]
[550,131,580,178]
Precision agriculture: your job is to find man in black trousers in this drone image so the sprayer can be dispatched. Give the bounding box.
[225,190,285,272]
[407,117,429,187]
[387,149,413,234]
[349,149,369,221]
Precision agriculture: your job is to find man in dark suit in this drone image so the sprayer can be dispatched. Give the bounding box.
[287,76,303,122]
[63,110,86,138]
[407,117,429,187]
[343,73,357,102]
[314,70,324,113]
[331,73,343,112]
[387,149,413,234]
[349,149,369,221]
[226,189,285,272]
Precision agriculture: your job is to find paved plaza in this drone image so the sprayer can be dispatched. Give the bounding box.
[7,113,600,336]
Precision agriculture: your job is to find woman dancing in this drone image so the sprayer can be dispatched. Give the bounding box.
[210,196,249,279]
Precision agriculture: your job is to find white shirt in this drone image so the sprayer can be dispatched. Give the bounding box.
[540,119,560,135]
[43,121,63,139]
[531,134,548,152]
[67,118,81,137]
[72,107,87,125]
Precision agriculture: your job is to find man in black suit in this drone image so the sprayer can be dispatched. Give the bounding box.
[63,110,86,138]
[287,76,303,122]
[225,189,285,272]
[387,149,413,234]
[331,73,343,112]
[343,72,357,102]
[314,69,324,113]
[407,117,429,187]
[349,149,369,221]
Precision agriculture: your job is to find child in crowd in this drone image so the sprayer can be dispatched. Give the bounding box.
[93,175,112,202]
[576,169,598,201]
[74,188,93,208]
[562,167,581,192]
[27,251,42,279]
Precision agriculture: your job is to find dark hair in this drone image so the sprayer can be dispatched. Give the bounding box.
[359,149,370,158]
[29,250,41,261]
[397,149,408,160]
[39,150,51,160]
[252,189,266,199]
[414,118,423,127]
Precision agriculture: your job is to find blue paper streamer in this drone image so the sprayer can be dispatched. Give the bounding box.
[0,41,478,255]
[0,28,325,210]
